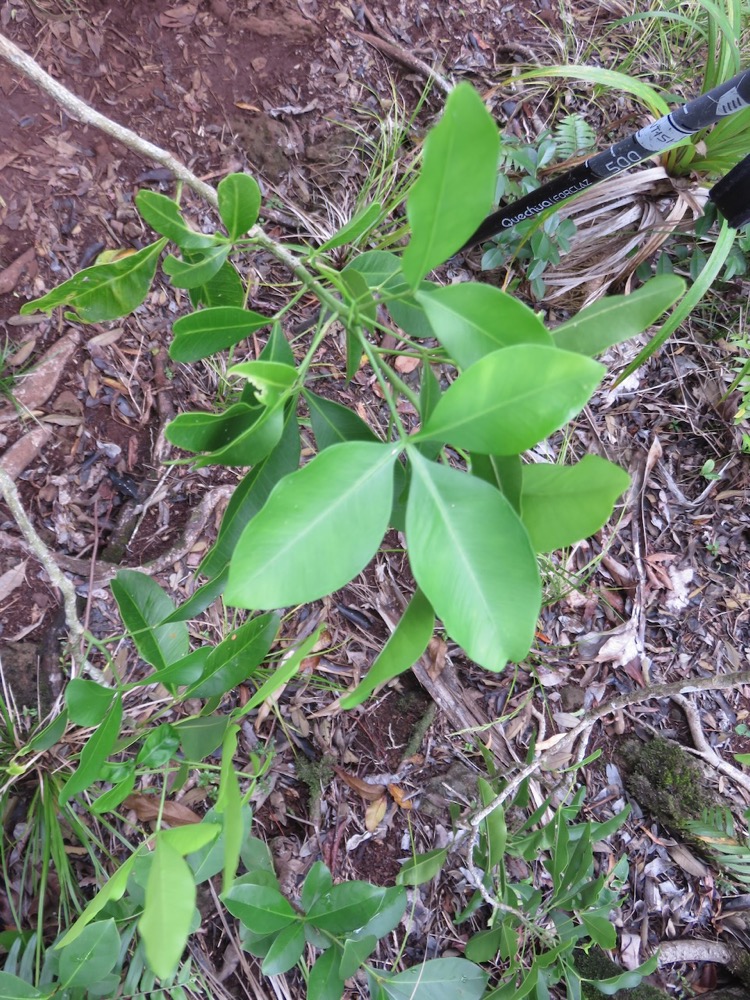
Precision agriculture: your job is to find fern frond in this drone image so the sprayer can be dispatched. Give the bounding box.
[553,114,597,159]
[684,807,750,889]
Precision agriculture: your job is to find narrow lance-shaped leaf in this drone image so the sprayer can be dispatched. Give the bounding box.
[319,200,383,251]
[185,611,279,698]
[406,449,540,671]
[417,282,552,370]
[138,838,196,980]
[20,238,168,323]
[520,455,630,552]
[59,695,123,804]
[225,442,398,609]
[217,172,261,240]
[552,274,685,356]
[402,83,499,286]
[303,389,378,450]
[340,589,434,708]
[419,344,604,455]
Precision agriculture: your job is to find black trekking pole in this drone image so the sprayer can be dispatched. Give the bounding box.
[462,69,750,250]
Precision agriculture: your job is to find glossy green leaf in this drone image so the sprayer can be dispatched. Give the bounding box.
[189,259,246,309]
[587,955,658,994]
[304,389,378,450]
[217,172,261,240]
[20,239,167,322]
[65,679,114,727]
[163,244,231,288]
[135,191,218,249]
[355,885,406,939]
[159,569,229,624]
[396,847,448,886]
[419,345,604,455]
[308,947,346,1000]
[340,267,378,328]
[58,919,120,988]
[194,403,285,468]
[307,882,385,933]
[170,306,270,363]
[552,275,685,356]
[176,715,230,761]
[418,282,552,369]
[165,402,257,453]
[0,972,51,998]
[185,612,279,698]
[227,360,297,405]
[225,442,397,609]
[188,805,253,884]
[581,913,617,949]
[261,922,306,976]
[406,450,540,670]
[464,926,503,964]
[419,364,442,423]
[136,723,180,768]
[90,768,136,815]
[301,862,333,911]
[135,646,208,688]
[340,589,434,708]
[237,624,325,717]
[339,934,378,979]
[139,839,196,979]
[56,854,137,948]
[319,201,383,251]
[223,883,297,933]
[402,84,499,285]
[477,777,506,870]
[215,725,243,891]
[344,250,435,337]
[199,411,300,578]
[160,823,220,857]
[111,570,188,671]
[26,709,68,753]
[59,695,123,804]
[520,455,630,552]
[470,453,522,513]
[378,958,488,1000]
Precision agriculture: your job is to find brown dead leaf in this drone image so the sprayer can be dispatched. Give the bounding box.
[0,428,53,479]
[334,766,386,801]
[365,795,388,832]
[387,784,414,810]
[0,561,27,602]
[6,339,36,368]
[123,795,202,825]
[9,330,80,414]
[394,355,420,374]
[0,248,36,295]
[159,2,198,28]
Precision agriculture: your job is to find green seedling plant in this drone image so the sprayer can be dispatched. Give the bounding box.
[480,117,595,298]
[10,81,689,993]
[398,777,657,998]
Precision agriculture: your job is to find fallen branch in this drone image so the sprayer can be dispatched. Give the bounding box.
[0,464,85,673]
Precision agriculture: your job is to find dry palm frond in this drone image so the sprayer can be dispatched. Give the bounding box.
[542,167,710,308]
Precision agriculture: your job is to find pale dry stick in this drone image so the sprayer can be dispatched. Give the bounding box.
[670,691,750,797]
[463,670,750,911]
[0,464,85,674]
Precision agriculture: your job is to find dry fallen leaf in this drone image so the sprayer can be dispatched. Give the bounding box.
[123,795,201,825]
[0,561,27,602]
[387,784,413,810]
[334,766,386,801]
[365,795,387,832]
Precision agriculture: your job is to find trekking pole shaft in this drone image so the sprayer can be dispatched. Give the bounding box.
[463,68,750,249]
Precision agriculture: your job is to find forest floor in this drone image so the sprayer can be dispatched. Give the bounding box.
[0,1,750,997]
